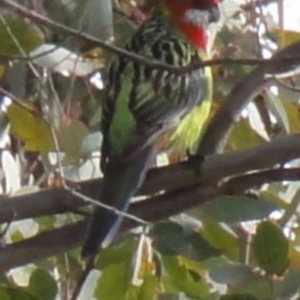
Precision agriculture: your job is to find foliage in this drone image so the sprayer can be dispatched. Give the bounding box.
[0,0,300,300]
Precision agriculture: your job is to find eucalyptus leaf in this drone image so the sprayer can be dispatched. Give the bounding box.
[0,17,43,56]
[200,196,278,223]
[27,269,57,300]
[253,221,289,275]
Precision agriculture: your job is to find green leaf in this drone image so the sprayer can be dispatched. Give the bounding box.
[153,222,220,260]
[230,273,272,299]
[188,232,221,261]
[220,294,259,300]
[57,120,89,163]
[6,102,53,153]
[94,263,130,300]
[226,120,261,151]
[200,196,277,223]
[0,287,10,300]
[136,274,157,300]
[152,222,190,256]
[7,288,37,300]
[10,229,24,243]
[27,268,57,300]
[253,221,289,275]
[271,28,300,48]
[0,17,42,56]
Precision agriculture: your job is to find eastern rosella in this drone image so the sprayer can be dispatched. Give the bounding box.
[82,0,221,257]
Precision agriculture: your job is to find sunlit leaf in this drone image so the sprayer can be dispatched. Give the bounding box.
[280,98,300,134]
[95,239,135,270]
[272,29,300,48]
[10,230,24,243]
[6,102,53,152]
[94,263,130,300]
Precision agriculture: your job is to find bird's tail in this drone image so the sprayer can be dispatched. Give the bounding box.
[81,145,154,258]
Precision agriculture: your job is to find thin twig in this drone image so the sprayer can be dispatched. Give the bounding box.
[67,187,149,226]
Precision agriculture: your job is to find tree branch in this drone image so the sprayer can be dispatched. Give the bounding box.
[197,41,300,155]
[0,134,299,225]
[2,165,300,270]
[0,134,300,269]
[220,168,300,194]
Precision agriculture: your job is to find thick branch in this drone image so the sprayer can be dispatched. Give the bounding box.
[2,164,300,270]
[0,134,299,269]
[0,134,299,225]
[220,168,300,194]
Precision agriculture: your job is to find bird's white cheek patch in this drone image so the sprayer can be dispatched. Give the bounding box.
[183,9,209,27]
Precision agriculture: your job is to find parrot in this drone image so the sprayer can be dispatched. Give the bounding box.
[81,0,221,258]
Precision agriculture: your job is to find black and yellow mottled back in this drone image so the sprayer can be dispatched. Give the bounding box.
[101,16,208,168]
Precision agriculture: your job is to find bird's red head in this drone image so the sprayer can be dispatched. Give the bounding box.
[162,0,221,50]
